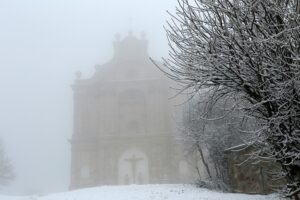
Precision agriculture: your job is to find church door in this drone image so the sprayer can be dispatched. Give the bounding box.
[118,148,149,185]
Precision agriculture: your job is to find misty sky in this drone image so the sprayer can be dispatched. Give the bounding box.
[0,0,175,194]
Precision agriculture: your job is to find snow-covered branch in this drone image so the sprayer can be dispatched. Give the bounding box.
[163,0,300,197]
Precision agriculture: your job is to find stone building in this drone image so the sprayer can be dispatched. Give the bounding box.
[69,33,191,189]
[225,144,284,194]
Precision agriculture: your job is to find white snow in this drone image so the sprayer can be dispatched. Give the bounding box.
[0,184,279,200]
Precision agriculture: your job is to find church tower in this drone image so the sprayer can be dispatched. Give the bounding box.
[69,33,189,189]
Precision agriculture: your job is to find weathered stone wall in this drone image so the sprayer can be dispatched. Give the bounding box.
[225,145,284,194]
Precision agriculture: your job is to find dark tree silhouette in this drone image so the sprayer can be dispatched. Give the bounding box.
[0,140,14,187]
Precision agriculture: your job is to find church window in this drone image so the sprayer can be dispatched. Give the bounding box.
[119,90,145,106]
[127,120,142,133]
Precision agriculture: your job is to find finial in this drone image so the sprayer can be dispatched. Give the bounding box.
[95,64,101,70]
[141,31,146,39]
[115,33,121,41]
[128,30,133,37]
[75,71,82,80]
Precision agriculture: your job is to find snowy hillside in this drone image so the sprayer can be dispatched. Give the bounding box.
[0,184,279,200]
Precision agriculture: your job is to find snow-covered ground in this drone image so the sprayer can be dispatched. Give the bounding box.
[0,184,279,200]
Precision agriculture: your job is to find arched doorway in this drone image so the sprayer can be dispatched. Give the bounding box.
[118,148,149,185]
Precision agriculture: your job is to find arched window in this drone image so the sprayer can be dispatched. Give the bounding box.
[119,89,145,106]
[119,90,146,134]
[127,120,142,133]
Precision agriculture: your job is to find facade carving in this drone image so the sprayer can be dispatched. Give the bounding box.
[70,33,192,189]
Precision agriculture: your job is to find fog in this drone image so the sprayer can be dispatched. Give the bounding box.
[0,0,175,195]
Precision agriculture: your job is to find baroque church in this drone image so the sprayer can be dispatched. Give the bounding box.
[69,32,191,189]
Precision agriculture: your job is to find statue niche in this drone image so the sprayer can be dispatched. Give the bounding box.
[118,148,149,184]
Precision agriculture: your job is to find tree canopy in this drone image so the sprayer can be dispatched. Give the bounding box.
[162,0,300,197]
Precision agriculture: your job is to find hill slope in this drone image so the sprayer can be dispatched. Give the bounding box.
[0,184,279,200]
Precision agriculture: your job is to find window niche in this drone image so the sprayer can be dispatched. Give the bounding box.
[118,89,147,134]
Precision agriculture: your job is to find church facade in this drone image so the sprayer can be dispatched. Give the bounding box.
[69,33,191,189]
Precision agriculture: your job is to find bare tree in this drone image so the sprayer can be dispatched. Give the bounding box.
[0,140,14,187]
[179,94,246,191]
[160,0,300,198]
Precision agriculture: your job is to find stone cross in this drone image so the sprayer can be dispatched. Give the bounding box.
[125,154,143,183]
